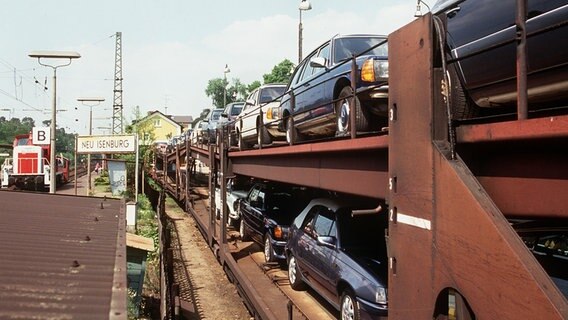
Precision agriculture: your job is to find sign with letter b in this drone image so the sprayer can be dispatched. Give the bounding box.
[32,127,50,145]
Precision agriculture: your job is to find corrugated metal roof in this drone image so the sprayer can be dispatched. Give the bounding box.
[0,191,127,320]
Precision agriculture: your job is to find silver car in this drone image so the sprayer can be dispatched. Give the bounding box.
[234,84,286,150]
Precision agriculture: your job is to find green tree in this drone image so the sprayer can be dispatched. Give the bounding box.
[263,59,295,84]
[205,78,228,109]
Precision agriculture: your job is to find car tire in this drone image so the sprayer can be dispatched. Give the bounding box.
[257,121,272,147]
[288,254,306,291]
[340,289,361,320]
[264,234,276,263]
[285,115,303,144]
[240,219,250,241]
[336,86,369,136]
[447,64,478,120]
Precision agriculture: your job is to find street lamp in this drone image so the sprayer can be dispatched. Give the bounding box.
[29,51,81,194]
[77,97,105,196]
[298,0,312,63]
[0,108,12,119]
[223,64,230,108]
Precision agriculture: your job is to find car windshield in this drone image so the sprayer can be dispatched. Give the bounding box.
[338,210,385,250]
[333,37,388,63]
[259,87,286,104]
[230,104,243,116]
[210,110,223,121]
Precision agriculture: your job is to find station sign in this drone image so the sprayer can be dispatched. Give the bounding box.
[32,127,50,145]
[77,134,136,154]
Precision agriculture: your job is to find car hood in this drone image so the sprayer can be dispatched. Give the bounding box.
[345,247,388,282]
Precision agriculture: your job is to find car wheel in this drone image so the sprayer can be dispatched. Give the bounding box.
[340,290,361,320]
[288,254,306,290]
[285,115,303,144]
[257,121,272,147]
[447,64,478,120]
[240,219,250,241]
[336,86,369,136]
[264,234,276,263]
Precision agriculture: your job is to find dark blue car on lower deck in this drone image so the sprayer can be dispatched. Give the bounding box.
[286,198,388,320]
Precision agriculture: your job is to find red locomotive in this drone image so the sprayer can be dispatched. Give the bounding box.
[1,131,69,191]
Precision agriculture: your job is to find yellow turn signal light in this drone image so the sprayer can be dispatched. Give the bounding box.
[361,59,376,82]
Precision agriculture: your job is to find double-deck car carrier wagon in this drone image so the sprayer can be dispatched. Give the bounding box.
[151,11,567,320]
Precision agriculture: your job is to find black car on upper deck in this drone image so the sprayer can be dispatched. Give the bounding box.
[278,34,389,143]
[433,0,568,119]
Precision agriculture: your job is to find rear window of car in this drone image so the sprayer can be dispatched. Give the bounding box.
[211,110,223,120]
[230,104,243,116]
[333,37,388,63]
[260,87,286,104]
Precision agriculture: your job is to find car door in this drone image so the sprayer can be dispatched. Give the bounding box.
[292,42,329,128]
[243,184,266,244]
[294,205,319,283]
[239,90,259,140]
[308,208,339,304]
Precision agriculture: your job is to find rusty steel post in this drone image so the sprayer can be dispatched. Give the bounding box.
[220,133,228,266]
[258,109,264,150]
[350,54,357,139]
[238,117,244,151]
[289,91,296,146]
[209,144,216,241]
[516,0,528,120]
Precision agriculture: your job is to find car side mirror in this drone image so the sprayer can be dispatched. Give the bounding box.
[221,113,228,118]
[310,57,327,69]
[317,235,337,249]
[202,119,209,123]
[245,99,255,106]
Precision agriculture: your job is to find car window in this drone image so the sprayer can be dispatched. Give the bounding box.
[267,192,292,211]
[338,210,384,249]
[333,37,388,63]
[313,43,331,77]
[231,104,243,116]
[300,52,318,81]
[301,206,320,237]
[211,110,223,120]
[259,87,286,104]
[289,59,307,87]
[313,210,336,238]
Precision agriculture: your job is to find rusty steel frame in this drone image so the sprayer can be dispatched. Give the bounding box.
[387,14,567,319]
[230,135,388,199]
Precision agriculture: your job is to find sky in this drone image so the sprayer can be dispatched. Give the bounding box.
[0,0,423,136]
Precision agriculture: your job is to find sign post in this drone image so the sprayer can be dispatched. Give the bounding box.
[77,134,137,196]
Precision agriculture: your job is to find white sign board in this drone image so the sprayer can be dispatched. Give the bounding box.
[32,127,50,145]
[77,134,136,154]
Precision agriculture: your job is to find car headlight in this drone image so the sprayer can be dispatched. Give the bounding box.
[361,59,389,82]
[267,106,280,120]
[375,287,387,304]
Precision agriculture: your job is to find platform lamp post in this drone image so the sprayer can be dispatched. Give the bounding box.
[29,51,81,194]
[77,97,105,196]
[223,64,230,108]
[298,0,312,63]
